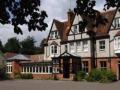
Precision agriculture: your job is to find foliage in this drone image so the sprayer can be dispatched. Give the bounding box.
[0,0,48,34]
[20,36,36,54]
[21,74,33,79]
[0,64,9,80]
[86,69,116,83]
[4,37,20,53]
[74,71,86,81]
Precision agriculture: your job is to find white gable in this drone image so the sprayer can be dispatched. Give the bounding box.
[51,23,57,31]
[73,15,83,25]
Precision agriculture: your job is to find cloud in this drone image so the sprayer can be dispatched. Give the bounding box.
[0,0,106,46]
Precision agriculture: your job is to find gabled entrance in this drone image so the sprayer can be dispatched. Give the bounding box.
[52,51,81,79]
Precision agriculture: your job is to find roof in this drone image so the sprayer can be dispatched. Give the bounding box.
[6,54,30,61]
[95,9,116,36]
[30,54,44,62]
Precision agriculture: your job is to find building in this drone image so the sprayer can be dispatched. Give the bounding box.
[4,8,120,80]
[44,8,120,80]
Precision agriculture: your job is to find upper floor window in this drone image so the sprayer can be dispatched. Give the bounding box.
[83,40,88,51]
[49,31,59,39]
[111,17,120,29]
[51,45,58,54]
[99,40,105,51]
[73,25,78,34]
[114,36,120,50]
[76,41,82,52]
[70,42,75,53]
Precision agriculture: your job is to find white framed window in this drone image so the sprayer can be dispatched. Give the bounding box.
[6,62,12,73]
[51,45,58,55]
[70,42,75,53]
[73,25,78,34]
[76,41,82,52]
[50,31,59,39]
[83,40,88,51]
[99,40,105,51]
[100,61,107,70]
[82,61,88,73]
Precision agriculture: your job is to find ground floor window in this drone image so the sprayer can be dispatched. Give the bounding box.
[21,66,52,74]
[6,62,12,73]
[82,61,88,73]
[100,61,107,70]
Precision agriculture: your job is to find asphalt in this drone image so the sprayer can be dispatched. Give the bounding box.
[0,80,120,90]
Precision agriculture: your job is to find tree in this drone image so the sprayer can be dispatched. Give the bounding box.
[20,36,36,54]
[4,37,20,53]
[0,0,48,34]
[0,40,4,52]
[74,0,120,69]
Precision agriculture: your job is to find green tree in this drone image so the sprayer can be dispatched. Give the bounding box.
[0,0,48,34]
[4,37,20,53]
[20,36,36,54]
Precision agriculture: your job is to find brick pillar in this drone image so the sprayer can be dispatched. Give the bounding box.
[12,61,21,75]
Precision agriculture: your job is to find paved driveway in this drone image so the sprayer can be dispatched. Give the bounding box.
[0,80,120,90]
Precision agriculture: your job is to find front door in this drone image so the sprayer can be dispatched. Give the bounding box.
[63,58,70,78]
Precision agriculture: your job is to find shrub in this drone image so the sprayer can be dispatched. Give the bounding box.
[100,70,116,83]
[74,71,86,81]
[21,74,33,79]
[86,69,116,83]
[0,65,9,80]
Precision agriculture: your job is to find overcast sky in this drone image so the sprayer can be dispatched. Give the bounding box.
[0,0,105,46]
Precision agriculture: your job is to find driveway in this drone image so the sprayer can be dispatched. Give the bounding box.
[0,80,120,90]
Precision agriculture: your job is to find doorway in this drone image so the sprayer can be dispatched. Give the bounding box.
[63,58,70,78]
[118,64,120,80]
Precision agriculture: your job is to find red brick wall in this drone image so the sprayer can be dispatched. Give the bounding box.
[32,74,52,79]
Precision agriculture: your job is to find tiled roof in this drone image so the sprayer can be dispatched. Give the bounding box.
[95,9,116,36]
[6,54,30,61]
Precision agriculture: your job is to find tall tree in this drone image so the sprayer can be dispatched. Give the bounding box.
[0,0,48,34]
[74,0,120,69]
[4,37,20,53]
[20,36,36,54]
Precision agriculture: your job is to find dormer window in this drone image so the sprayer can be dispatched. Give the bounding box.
[73,25,78,34]
[111,17,120,29]
[50,31,59,39]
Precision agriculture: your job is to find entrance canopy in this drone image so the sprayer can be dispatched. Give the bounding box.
[52,51,81,59]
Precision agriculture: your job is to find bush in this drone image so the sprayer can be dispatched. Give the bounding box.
[21,74,33,79]
[0,65,9,80]
[100,70,116,83]
[86,69,116,83]
[86,69,102,81]
[74,71,86,81]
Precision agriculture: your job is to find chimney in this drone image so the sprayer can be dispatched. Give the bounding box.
[67,9,74,26]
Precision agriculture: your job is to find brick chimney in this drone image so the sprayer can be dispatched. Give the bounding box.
[67,9,74,26]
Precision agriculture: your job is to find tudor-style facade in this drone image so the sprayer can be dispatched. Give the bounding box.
[44,9,120,80]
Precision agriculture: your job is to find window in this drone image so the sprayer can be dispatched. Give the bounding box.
[50,31,59,39]
[83,41,88,51]
[70,42,75,53]
[65,44,68,52]
[76,41,82,52]
[51,45,58,54]
[73,25,77,34]
[100,61,107,70]
[99,40,105,51]
[82,61,88,73]
[6,62,12,73]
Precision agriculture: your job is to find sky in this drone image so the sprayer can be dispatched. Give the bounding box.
[0,0,105,46]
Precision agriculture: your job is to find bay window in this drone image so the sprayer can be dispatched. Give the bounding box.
[51,45,58,55]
